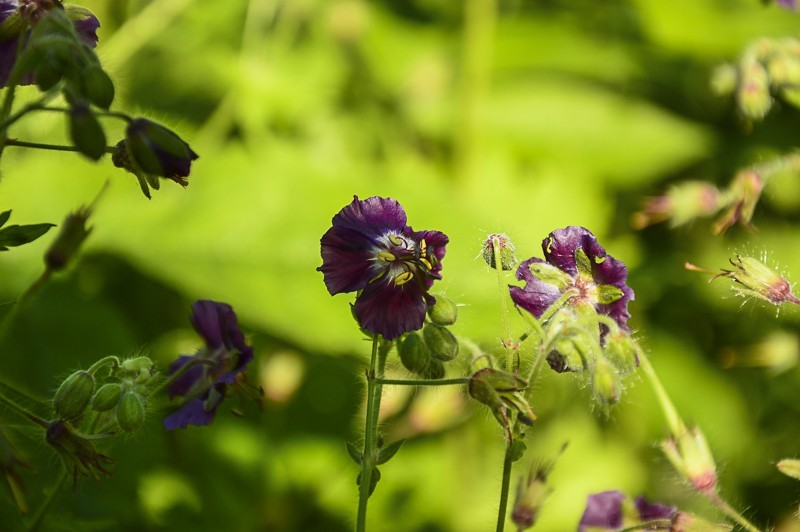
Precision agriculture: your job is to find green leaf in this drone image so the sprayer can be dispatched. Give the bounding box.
[0,210,10,228]
[0,223,56,250]
[345,442,362,465]
[376,439,405,465]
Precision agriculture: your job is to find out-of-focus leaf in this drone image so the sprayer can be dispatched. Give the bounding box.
[0,223,55,251]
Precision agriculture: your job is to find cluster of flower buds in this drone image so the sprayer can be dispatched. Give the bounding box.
[52,355,158,434]
[711,37,800,120]
[578,490,730,531]
[397,294,459,378]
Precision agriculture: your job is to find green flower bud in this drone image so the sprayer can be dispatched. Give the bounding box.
[427,294,458,326]
[119,356,155,378]
[53,370,94,421]
[777,458,800,481]
[81,65,115,110]
[736,60,772,120]
[421,359,445,380]
[117,392,146,433]
[422,323,459,362]
[482,233,517,271]
[546,336,586,373]
[91,383,122,412]
[398,332,430,374]
[68,104,106,161]
[661,426,717,494]
[44,205,92,271]
[591,356,621,405]
[603,330,639,375]
[714,253,800,305]
[469,368,536,439]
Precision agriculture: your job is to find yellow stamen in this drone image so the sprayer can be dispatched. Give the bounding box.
[377,251,396,262]
[389,234,404,246]
[395,272,414,286]
[420,258,433,270]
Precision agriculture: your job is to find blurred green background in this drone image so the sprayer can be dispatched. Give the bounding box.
[2,0,800,530]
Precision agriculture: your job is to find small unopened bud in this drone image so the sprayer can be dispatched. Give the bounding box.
[91,383,122,412]
[713,254,800,306]
[661,426,717,494]
[777,458,800,480]
[482,233,517,271]
[398,332,430,374]
[632,182,721,230]
[710,63,738,95]
[123,118,198,183]
[603,330,639,375]
[591,356,621,405]
[119,356,155,379]
[546,331,592,373]
[117,391,146,433]
[422,323,458,362]
[420,358,445,380]
[44,206,92,271]
[53,370,95,421]
[737,60,772,120]
[81,65,115,109]
[427,294,458,326]
[68,104,106,161]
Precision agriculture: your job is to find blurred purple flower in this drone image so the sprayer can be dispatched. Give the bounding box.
[510,226,633,331]
[0,1,100,87]
[579,491,676,531]
[318,196,448,340]
[776,0,797,10]
[164,300,254,430]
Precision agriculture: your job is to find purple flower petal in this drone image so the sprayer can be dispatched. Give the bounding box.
[353,276,428,340]
[163,395,220,430]
[634,496,676,523]
[166,355,205,399]
[509,258,563,319]
[579,490,625,531]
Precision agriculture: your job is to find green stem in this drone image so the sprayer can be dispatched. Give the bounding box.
[707,491,762,532]
[356,337,389,532]
[0,92,58,131]
[375,376,470,386]
[0,390,48,428]
[3,138,116,153]
[493,237,514,371]
[26,471,67,532]
[86,356,121,376]
[496,442,513,532]
[638,353,683,436]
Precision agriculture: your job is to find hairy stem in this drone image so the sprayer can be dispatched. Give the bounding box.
[496,441,514,532]
[376,376,470,386]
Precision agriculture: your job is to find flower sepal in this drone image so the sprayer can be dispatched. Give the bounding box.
[468,368,536,440]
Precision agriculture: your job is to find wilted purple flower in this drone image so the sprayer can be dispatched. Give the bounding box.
[510,226,633,331]
[318,196,448,340]
[164,300,254,430]
[0,1,100,87]
[579,491,676,531]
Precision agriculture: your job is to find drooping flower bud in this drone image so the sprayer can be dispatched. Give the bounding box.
[420,358,445,380]
[422,323,458,362]
[632,182,721,230]
[80,64,114,109]
[482,233,517,271]
[469,368,535,440]
[44,205,92,271]
[122,118,198,183]
[68,104,106,161]
[427,294,458,326]
[603,329,640,375]
[661,426,717,494]
[91,383,122,412]
[511,445,565,530]
[398,331,430,375]
[117,391,146,433]
[591,356,622,406]
[53,370,94,421]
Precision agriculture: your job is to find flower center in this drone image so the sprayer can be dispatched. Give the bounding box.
[371,232,435,287]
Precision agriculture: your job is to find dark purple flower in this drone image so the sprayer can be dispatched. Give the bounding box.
[510,226,633,332]
[164,300,254,430]
[318,196,448,340]
[0,1,100,87]
[578,490,625,531]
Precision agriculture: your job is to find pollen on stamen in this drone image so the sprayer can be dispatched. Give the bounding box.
[395,272,414,286]
[388,234,405,247]
[377,251,396,262]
